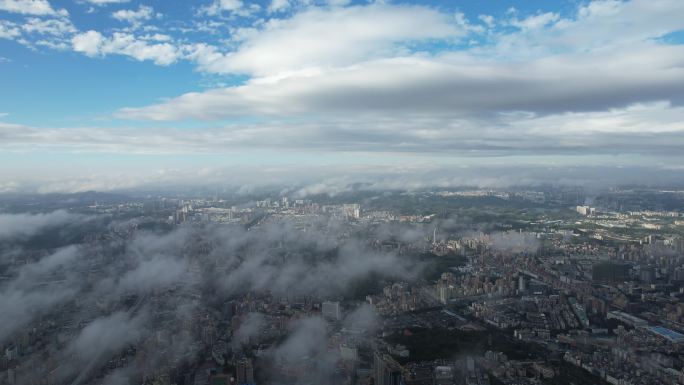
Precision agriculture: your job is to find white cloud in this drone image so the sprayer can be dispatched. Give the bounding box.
[267,0,289,13]
[517,101,684,135]
[0,210,85,240]
[72,31,179,65]
[22,16,76,35]
[112,5,155,26]
[72,30,103,56]
[0,20,20,39]
[0,245,84,341]
[119,41,684,121]
[1,16,75,49]
[201,0,244,16]
[192,3,464,76]
[454,11,484,33]
[83,0,129,5]
[102,33,178,65]
[5,100,684,159]
[510,12,559,30]
[494,0,684,58]
[67,312,147,365]
[478,14,494,28]
[140,33,171,42]
[109,0,684,136]
[1,161,681,194]
[0,0,63,16]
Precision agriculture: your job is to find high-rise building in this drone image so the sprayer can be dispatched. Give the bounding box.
[436,272,455,304]
[576,205,595,216]
[236,358,255,385]
[640,267,655,283]
[434,366,454,385]
[518,275,526,293]
[592,262,630,283]
[7,368,16,385]
[674,267,684,282]
[674,237,684,254]
[322,301,341,321]
[373,352,403,385]
[342,204,361,219]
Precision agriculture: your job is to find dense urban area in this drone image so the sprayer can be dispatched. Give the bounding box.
[2,185,684,385]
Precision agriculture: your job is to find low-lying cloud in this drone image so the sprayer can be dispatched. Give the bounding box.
[0,210,87,241]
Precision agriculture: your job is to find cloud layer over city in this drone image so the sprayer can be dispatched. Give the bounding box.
[2,202,492,384]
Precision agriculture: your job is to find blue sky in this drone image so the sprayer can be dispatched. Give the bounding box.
[0,0,582,125]
[1,0,684,193]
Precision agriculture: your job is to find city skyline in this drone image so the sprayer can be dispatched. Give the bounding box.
[2,186,684,385]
